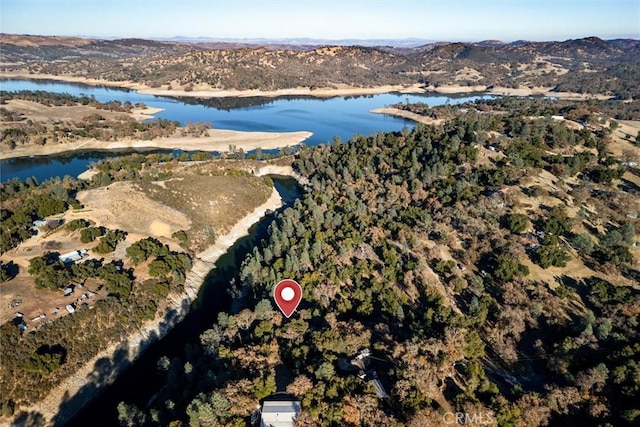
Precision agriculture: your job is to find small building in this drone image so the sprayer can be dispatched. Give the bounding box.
[31,313,46,322]
[32,220,47,232]
[59,249,88,264]
[64,286,74,296]
[350,349,391,399]
[259,400,301,427]
[65,304,76,314]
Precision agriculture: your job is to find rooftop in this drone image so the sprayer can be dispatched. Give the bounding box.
[260,400,301,427]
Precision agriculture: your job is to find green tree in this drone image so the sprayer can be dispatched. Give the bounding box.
[80,226,105,243]
[543,206,571,236]
[570,233,595,256]
[504,213,530,234]
[493,253,529,282]
[535,236,570,268]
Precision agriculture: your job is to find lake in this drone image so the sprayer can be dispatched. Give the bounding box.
[0,79,489,182]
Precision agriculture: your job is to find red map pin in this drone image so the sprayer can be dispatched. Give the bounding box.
[274,279,302,318]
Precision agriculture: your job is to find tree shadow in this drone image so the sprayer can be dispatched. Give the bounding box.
[51,343,130,427]
[11,410,46,427]
[59,301,189,427]
[275,364,295,393]
[2,260,20,280]
[618,176,640,194]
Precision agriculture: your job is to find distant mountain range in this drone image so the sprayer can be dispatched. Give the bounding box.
[5,33,638,49]
[154,36,438,48]
[1,34,638,98]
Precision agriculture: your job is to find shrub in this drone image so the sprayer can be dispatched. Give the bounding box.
[66,218,90,231]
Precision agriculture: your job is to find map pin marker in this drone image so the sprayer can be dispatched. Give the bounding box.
[274,279,302,318]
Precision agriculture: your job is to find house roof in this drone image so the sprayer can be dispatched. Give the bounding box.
[260,400,301,427]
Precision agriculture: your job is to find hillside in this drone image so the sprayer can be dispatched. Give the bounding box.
[0,156,277,420]
[113,98,640,426]
[1,35,639,98]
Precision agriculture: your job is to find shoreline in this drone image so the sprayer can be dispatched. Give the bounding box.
[0,72,614,101]
[370,107,444,126]
[6,185,284,426]
[0,72,426,98]
[0,129,313,161]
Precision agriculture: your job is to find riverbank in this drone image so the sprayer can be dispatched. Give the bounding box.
[5,186,283,426]
[0,129,312,160]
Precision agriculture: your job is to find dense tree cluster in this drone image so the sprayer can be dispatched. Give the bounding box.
[0,231,193,414]
[0,176,83,253]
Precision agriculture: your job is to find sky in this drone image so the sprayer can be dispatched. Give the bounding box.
[1,0,639,42]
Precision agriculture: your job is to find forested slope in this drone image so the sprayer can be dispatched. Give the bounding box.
[119,100,640,426]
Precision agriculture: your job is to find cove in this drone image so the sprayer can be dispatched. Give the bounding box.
[0,79,491,182]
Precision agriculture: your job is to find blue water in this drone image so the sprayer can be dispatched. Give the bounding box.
[0,79,488,182]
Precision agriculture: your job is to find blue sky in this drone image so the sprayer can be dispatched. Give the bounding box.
[1,0,638,41]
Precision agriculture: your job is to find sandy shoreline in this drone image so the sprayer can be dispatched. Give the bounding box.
[1,72,614,101]
[0,129,312,160]
[5,185,284,426]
